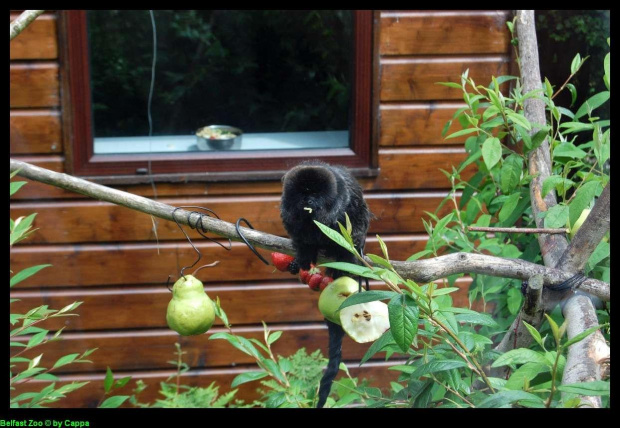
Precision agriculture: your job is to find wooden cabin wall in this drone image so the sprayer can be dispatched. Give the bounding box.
[10,10,512,407]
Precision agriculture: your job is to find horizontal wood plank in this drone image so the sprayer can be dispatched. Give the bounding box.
[10,110,62,154]
[11,149,468,200]
[380,11,511,55]
[11,323,412,373]
[10,63,59,108]
[380,56,510,101]
[10,189,455,244]
[12,360,401,407]
[10,13,58,60]
[379,102,467,146]
[9,235,431,287]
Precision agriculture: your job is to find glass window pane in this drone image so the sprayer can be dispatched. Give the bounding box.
[87,10,354,154]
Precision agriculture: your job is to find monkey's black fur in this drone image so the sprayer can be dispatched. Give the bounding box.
[280,160,372,408]
[280,160,371,277]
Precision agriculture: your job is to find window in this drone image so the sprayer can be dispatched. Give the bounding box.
[60,10,377,182]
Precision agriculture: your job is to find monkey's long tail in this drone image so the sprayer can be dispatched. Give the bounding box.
[316,319,345,408]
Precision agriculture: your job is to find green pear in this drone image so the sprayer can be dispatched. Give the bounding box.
[166,275,215,336]
[318,276,359,325]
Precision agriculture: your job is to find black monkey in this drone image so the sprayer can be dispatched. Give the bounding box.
[280,160,372,408]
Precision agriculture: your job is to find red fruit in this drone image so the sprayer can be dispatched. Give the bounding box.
[319,276,333,291]
[271,252,295,272]
[308,274,323,291]
[299,269,310,284]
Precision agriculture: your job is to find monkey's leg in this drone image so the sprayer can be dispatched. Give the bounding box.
[316,319,345,408]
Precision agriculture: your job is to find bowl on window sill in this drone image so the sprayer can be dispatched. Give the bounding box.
[196,125,243,151]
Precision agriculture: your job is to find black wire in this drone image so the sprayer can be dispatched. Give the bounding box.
[171,206,232,279]
[236,218,270,265]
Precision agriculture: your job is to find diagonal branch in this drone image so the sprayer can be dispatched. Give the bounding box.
[10,158,609,302]
[555,183,610,272]
[10,10,45,41]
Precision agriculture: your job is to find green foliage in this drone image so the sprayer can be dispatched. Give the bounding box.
[208,302,369,408]
[130,344,248,408]
[10,178,93,408]
[10,177,128,409]
[304,38,610,408]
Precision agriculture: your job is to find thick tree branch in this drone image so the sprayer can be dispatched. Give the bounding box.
[516,10,569,269]
[562,295,610,407]
[10,10,45,41]
[10,158,610,302]
[556,183,610,272]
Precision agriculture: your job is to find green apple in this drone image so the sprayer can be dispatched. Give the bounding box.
[318,276,359,325]
[340,301,390,343]
[569,208,591,239]
[166,275,215,336]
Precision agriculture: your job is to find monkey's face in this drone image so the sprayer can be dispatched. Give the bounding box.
[281,165,339,221]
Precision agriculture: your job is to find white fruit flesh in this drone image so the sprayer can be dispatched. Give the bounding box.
[340,301,390,343]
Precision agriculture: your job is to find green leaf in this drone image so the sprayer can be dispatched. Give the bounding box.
[10,264,52,288]
[506,287,522,315]
[436,81,462,89]
[452,311,499,328]
[10,168,23,180]
[360,330,396,365]
[99,395,130,408]
[566,83,577,107]
[477,390,545,408]
[498,193,521,223]
[557,381,610,396]
[377,234,389,261]
[505,362,549,390]
[387,294,419,353]
[587,241,610,271]
[34,373,59,382]
[104,367,114,393]
[10,181,27,197]
[231,371,269,388]
[266,330,283,345]
[545,314,561,344]
[52,353,79,369]
[430,287,460,296]
[27,330,49,348]
[491,349,550,368]
[559,121,595,133]
[481,137,502,170]
[410,360,468,378]
[543,204,569,229]
[522,321,544,349]
[506,111,531,130]
[542,175,573,198]
[366,254,393,270]
[575,91,610,119]
[568,181,600,226]
[319,262,381,280]
[113,376,132,389]
[530,128,548,150]
[313,221,356,254]
[603,53,610,90]
[262,359,286,384]
[445,127,479,140]
[563,324,605,348]
[499,154,523,194]
[570,53,581,74]
[553,143,587,159]
[339,290,398,311]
